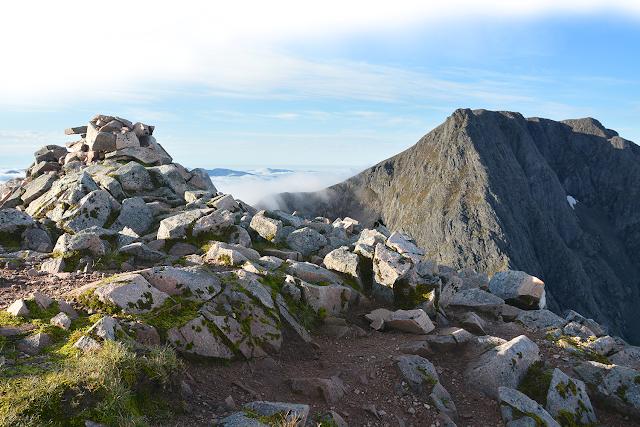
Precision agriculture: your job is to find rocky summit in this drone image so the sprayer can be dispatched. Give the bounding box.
[1,114,640,427]
[274,108,640,345]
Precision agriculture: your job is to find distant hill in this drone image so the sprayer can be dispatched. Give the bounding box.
[205,168,255,177]
[275,108,640,343]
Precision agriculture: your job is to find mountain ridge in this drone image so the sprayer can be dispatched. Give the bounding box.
[274,108,640,343]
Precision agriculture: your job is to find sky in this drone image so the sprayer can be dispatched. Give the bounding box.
[1,1,639,172]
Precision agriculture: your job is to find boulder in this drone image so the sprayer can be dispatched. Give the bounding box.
[167,316,234,359]
[545,368,596,425]
[220,401,309,427]
[105,146,172,166]
[50,312,72,330]
[299,282,352,316]
[460,311,486,335]
[115,131,140,150]
[140,265,221,299]
[86,121,116,151]
[156,209,208,240]
[498,387,560,427]
[113,161,154,193]
[250,212,283,242]
[22,227,53,252]
[489,270,546,310]
[515,309,566,330]
[574,361,640,418]
[286,227,327,256]
[54,231,107,257]
[0,209,35,244]
[386,231,425,257]
[17,332,52,355]
[199,284,282,356]
[188,168,217,192]
[148,165,188,198]
[63,189,119,233]
[91,273,169,314]
[609,346,640,370]
[111,197,154,235]
[209,194,239,212]
[323,246,361,281]
[204,242,260,266]
[465,335,540,398]
[118,242,165,262]
[396,355,457,420]
[192,209,235,236]
[365,308,434,334]
[6,299,30,317]
[21,172,58,205]
[26,171,98,218]
[286,261,341,284]
[449,288,505,314]
[73,335,101,352]
[373,243,412,287]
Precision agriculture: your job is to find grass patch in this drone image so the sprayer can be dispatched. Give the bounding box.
[139,297,205,341]
[0,310,25,327]
[76,288,121,316]
[0,231,22,252]
[244,408,303,426]
[94,251,132,271]
[518,361,553,406]
[259,273,322,331]
[0,341,183,427]
[393,281,437,310]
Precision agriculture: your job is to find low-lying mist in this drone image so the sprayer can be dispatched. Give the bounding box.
[211,167,359,209]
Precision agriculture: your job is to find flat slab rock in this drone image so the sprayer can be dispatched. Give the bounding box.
[489,270,546,310]
[498,386,560,427]
[575,361,640,418]
[365,308,435,334]
[91,273,169,314]
[465,335,540,398]
[220,401,310,426]
[545,368,597,425]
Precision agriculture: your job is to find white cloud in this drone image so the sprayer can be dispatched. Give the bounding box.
[213,168,358,206]
[1,1,639,107]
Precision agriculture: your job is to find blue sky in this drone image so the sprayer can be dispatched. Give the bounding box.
[1,1,639,171]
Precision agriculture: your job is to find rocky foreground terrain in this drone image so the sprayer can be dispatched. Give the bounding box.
[1,115,639,426]
[275,109,640,345]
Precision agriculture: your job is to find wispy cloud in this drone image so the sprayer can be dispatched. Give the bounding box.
[1,1,639,108]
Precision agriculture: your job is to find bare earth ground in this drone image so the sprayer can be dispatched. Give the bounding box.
[1,268,637,427]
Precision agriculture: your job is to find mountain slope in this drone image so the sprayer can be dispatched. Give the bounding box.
[275,109,640,343]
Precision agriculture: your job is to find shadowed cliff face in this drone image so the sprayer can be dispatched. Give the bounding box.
[274,109,640,343]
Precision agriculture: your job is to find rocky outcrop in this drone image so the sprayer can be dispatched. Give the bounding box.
[274,109,640,344]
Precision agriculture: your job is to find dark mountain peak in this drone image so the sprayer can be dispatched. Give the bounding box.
[561,117,619,138]
[275,108,640,343]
